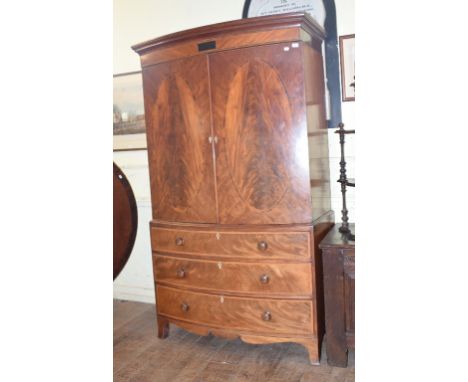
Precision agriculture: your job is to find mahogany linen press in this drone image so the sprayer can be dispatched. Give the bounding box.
[132,12,333,364]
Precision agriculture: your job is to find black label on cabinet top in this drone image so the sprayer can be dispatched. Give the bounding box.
[198,41,216,51]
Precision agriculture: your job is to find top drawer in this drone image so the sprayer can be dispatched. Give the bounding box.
[151,226,310,260]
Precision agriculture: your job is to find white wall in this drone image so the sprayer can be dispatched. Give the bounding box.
[113,150,154,303]
[113,0,355,303]
[113,0,246,74]
[329,0,355,223]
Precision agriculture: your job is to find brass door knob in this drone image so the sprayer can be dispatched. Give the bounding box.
[257,241,268,251]
[177,268,186,278]
[262,311,272,321]
[181,302,190,312]
[175,237,184,246]
[260,274,270,284]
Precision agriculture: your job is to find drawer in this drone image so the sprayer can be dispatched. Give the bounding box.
[156,285,315,335]
[151,227,310,260]
[154,255,313,296]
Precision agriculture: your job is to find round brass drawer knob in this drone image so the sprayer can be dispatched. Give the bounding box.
[262,311,272,321]
[181,302,190,312]
[259,274,270,284]
[176,268,186,278]
[175,237,184,246]
[257,241,268,251]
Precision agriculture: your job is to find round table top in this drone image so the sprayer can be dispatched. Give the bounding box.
[113,162,138,280]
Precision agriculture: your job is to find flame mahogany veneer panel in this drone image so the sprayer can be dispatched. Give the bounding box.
[142,55,217,223]
[210,43,312,224]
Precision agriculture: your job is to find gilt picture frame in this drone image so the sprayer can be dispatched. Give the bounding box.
[113,71,147,151]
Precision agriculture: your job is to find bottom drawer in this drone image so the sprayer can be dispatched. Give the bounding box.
[156,285,315,335]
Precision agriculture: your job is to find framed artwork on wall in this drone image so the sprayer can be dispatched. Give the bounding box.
[242,0,326,28]
[339,34,355,102]
[113,71,147,151]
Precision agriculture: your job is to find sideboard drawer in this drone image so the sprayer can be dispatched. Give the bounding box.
[151,227,310,260]
[154,255,313,296]
[156,285,315,335]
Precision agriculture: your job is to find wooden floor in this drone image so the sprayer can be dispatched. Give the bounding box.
[114,300,355,382]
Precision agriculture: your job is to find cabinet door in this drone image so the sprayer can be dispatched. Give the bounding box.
[209,43,312,224]
[142,55,217,223]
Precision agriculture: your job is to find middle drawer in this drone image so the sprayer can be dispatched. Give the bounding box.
[153,255,313,297]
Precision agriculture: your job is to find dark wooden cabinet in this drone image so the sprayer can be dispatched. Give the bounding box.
[320,224,355,367]
[133,12,333,364]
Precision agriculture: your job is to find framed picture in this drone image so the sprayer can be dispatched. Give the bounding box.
[242,0,326,28]
[113,71,147,151]
[339,34,355,102]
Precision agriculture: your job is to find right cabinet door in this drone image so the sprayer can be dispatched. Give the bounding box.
[210,43,312,225]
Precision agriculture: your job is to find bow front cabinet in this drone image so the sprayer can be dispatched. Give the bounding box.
[133,12,333,364]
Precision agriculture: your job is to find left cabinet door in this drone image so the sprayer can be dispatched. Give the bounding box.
[142,55,218,223]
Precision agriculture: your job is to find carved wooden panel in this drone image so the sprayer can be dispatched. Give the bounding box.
[156,285,315,335]
[154,255,313,296]
[209,43,312,224]
[142,55,217,223]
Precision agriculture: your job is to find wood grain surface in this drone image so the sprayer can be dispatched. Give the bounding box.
[210,42,311,224]
[138,29,300,68]
[134,13,335,367]
[154,254,313,297]
[113,163,138,280]
[132,12,325,67]
[156,316,320,365]
[142,55,217,223]
[156,285,315,336]
[151,226,310,260]
[320,224,355,367]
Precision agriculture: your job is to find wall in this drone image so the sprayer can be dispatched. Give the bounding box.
[113,0,247,74]
[113,0,355,303]
[328,0,355,224]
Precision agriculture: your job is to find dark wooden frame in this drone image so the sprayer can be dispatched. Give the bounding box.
[339,34,355,102]
[113,162,138,280]
[241,0,252,18]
